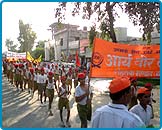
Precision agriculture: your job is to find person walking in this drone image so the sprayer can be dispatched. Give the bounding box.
[128,77,138,110]
[28,68,34,94]
[75,73,93,128]
[91,76,145,128]
[37,68,47,106]
[46,71,57,116]
[129,87,153,127]
[144,83,156,119]
[58,76,71,127]
[66,67,73,92]
[54,64,60,88]
[14,64,20,91]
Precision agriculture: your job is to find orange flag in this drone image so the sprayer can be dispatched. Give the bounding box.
[75,50,81,67]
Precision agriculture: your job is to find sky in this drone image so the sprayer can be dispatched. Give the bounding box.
[2,2,143,52]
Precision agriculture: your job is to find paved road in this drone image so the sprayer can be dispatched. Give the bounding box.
[2,75,110,128]
[2,75,160,128]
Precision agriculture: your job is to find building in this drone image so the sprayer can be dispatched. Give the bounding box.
[115,27,128,42]
[78,26,160,64]
[47,23,160,63]
[48,22,88,61]
[115,26,160,44]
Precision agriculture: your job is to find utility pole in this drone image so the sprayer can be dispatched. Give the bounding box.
[47,28,53,40]
[67,23,69,62]
[47,28,56,61]
[78,34,81,55]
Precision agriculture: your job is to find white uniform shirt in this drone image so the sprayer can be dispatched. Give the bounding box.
[34,73,38,81]
[60,85,69,98]
[91,103,145,128]
[25,70,30,79]
[129,104,152,126]
[7,63,11,71]
[75,85,92,105]
[44,67,50,74]
[37,74,47,84]
[47,78,55,89]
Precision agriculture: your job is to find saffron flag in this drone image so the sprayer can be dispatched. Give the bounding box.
[26,51,34,62]
[90,38,160,78]
[34,55,42,63]
[75,50,81,67]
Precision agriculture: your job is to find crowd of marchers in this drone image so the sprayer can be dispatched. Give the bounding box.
[3,59,156,128]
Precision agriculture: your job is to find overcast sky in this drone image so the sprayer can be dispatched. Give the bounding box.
[2,2,143,52]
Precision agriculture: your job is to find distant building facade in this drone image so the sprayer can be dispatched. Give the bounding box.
[47,23,159,62]
[78,27,160,64]
[48,22,88,61]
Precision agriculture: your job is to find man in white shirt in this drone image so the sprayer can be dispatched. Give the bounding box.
[129,87,152,127]
[37,68,47,105]
[75,73,93,128]
[91,76,145,128]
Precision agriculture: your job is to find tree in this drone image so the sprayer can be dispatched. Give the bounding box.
[5,38,17,52]
[31,40,45,59]
[31,48,45,60]
[32,40,55,61]
[17,20,37,52]
[124,2,160,44]
[36,40,45,48]
[88,25,97,48]
[54,2,122,43]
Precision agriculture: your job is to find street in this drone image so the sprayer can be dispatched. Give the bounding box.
[2,75,160,128]
[2,75,110,128]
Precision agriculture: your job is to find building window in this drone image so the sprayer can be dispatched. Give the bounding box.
[60,38,63,46]
[75,37,80,41]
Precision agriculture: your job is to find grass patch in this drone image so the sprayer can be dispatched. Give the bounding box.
[137,78,160,88]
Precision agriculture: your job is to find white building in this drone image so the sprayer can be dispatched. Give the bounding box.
[115,27,127,42]
[48,22,88,61]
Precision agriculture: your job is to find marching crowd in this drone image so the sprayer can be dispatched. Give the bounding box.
[3,59,157,128]
[2,59,91,128]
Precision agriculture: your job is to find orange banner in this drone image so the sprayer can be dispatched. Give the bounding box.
[90,38,160,78]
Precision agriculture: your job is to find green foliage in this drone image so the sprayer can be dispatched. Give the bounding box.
[31,40,45,59]
[17,19,37,52]
[5,38,18,52]
[124,2,160,44]
[36,40,46,48]
[137,78,160,87]
[32,40,55,60]
[88,25,97,48]
[100,21,111,41]
[54,2,120,43]
[32,40,54,61]
[55,2,160,45]
[31,48,45,59]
